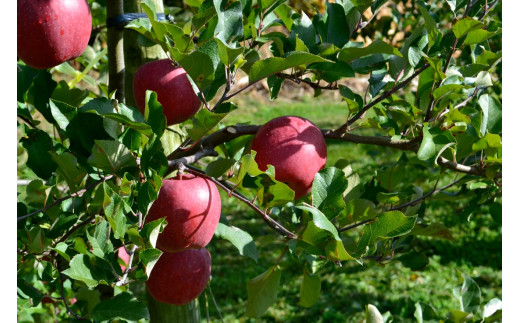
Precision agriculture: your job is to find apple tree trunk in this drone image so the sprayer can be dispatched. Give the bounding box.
[123,0,168,106]
[113,0,202,322]
[147,292,201,323]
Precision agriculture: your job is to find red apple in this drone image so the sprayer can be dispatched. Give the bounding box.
[146,248,211,306]
[17,0,92,69]
[144,173,221,252]
[133,59,201,125]
[117,246,130,272]
[251,116,327,199]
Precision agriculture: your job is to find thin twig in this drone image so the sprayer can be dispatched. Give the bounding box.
[208,283,224,323]
[277,73,339,90]
[338,63,430,131]
[116,245,138,287]
[52,214,96,247]
[387,178,462,211]
[338,218,375,233]
[183,166,297,239]
[17,175,114,221]
[57,261,85,319]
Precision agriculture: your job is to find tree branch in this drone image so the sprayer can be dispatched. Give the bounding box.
[337,63,431,132]
[277,73,339,91]
[17,175,114,222]
[183,165,297,239]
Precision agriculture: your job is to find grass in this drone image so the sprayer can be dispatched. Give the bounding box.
[197,92,502,322]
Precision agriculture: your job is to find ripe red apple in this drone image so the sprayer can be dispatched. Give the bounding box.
[144,173,221,252]
[133,59,201,125]
[146,248,211,306]
[251,116,327,199]
[17,0,92,69]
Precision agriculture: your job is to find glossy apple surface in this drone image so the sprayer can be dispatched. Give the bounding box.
[133,59,201,125]
[17,0,92,69]
[251,116,327,199]
[144,173,221,252]
[146,248,211,306]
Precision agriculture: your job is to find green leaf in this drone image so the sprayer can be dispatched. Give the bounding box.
[453,274,481,314]
[234,152,295,206]
[398,252,429,271]
[26,69,57,124]
[355,211,417,256]
[17,279,43,306]
[140,218,167,249]
[53,242,71,261]
[215,38,244,65]
[325,3,350,47]
[311,167,349,220]
[478,94,502,135]
[186,102,237,141]
[19,127,57,179]
[51,80,89,107]
[338,40,402,63]
[417,3,438,47]
[91,292,149,321]
[410,223,454,240]
[62,254,101,288]
[48,152,86,191]
[351,0,375,12]
[170,48,216,89]
[366,304,384,323]
[49,100,78,130]
[452,18,484,39]
[417,124,456,161]
[140,249,163,277]
[102,183,130,240]
[144,91,167,136]
[214,0,243,42]
[137,175,163,215]
[246,266,282,317]
[414,302,438,323]
[248,52,332,82]
[483,298,502,319]
[298,270,321,308]
[86,220,111,259]
[298,204,354,261]
[463,28,500,45]
[88,140,138,174]
[214,222,258,262]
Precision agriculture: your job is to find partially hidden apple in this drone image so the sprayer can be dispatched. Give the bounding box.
[251,116,327,199]
[146,248,211,306]
[144,173,221,252]
[17,0,92,69]
[117,246,130,272]
[133,59,201,125]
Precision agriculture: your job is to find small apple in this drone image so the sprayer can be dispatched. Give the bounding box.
[144,173,221,252]
[146,248,211,306]
[251,116,327,199]
[17,0,92,69]
[117,246,130,272]
[133,59,201,125]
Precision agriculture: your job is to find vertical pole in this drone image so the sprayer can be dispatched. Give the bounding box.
[147,293,201,323]
[123,0,167,106]
[107,0,125,102]
[122,1,202,322]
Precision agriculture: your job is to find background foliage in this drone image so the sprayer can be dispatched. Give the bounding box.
[17,0,502,322]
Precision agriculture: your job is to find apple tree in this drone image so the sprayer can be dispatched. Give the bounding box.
[17,0,502,321]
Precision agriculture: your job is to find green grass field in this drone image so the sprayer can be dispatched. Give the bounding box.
[200,93,502,322]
